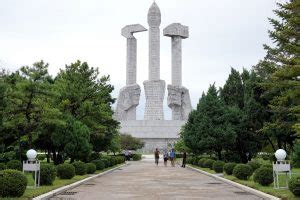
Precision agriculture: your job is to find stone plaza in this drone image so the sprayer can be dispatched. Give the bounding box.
[115,2,192,152]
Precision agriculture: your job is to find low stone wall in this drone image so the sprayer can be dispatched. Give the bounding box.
[120,120,185,152]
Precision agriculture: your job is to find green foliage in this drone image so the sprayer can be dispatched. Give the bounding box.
[6,160,22,171]
[254,0,300,150]
[101,158,111,168]
[289,176,300,196]
[0,163,6,170]
[247,160,261,171]
[89,152,101,162]
[54,61,119,153]
[92,160,105,170]
[181,84,236,159]
[72,161,87,175]
[0,151,16,163]
[0,169,27,197]
[203,159,215,169]
[37,154,46,161]
[132,154,142,161]
[233,164,253,180]
[86,163,96,174]
[56,163,75,179]
[174,139,190,153]
[39,164,57,185]
[120,134,145,151]
[253,167,274,186]
[198,158,207,168]
[212,161,225,173]
[293,142,300,167]
[223,163,237,175]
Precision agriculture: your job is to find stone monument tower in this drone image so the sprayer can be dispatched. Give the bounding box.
[115,2,192,152]
[144,2,166,120]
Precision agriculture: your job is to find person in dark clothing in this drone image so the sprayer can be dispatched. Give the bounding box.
[181,151,187,168]
[154,148,160,166]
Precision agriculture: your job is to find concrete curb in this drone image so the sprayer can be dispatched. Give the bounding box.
[187,165,281,200]
[33,163,128,200]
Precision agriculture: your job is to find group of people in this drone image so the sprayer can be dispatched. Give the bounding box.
[154,148,187,168]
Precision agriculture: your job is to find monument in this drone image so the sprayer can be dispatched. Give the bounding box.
[115,2,192,152]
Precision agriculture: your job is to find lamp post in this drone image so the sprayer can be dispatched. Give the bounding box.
[273,149,291,189]
[23,149,40,188]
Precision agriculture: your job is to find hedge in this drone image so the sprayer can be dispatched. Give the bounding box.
[6,160,22,171]
[72,161,87,175]
[86,163,96,174]
[253,167,273,186]
[233,164,253,180]
[56,163,75,179]
[223,163,237,175]
[0,169,27,197]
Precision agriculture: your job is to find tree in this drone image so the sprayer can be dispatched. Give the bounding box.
[174,139,190,153]
[220,69,265,162]
[2,61,59,150]
[120,134,144,151]
[254,0,300,150]
[51,116,92,163]
[53,61,119,152]
[181,84,236,159]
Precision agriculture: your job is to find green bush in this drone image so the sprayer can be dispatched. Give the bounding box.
[187,157,193,164]
[223,163,237,175]
[92,160,105,170]
[247,160,261,171]
[101,158,111,168]
[292,143,300,168]
[86,163,96,174]
[39,164,57,185]
[233,164,253,180]
[0,169,27,197]
[72,161,87,175]
[0,163,6,170]
[109,157,116,166]
[203,159,215,169]
[89,152,101,162]
[132,154,142,161]
[198,158,208,167]
[37,154,46,161]
[6,160,22,171]
[261,163,273,169]
[213,161,225,173]
[289,176,300,196]
[57,163,75,179]
[115,156,124,164]
[0,151,17,163]
[253,167,273,186]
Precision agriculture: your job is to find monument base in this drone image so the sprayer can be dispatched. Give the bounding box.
[120,120,185,153]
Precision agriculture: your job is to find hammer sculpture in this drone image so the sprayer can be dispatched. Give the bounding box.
[164,23,192,120]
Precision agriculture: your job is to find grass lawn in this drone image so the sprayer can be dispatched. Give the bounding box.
[188,165,300,200]
[20,164,124,199]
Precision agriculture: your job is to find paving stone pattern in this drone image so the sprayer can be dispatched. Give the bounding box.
[50,160,264,200]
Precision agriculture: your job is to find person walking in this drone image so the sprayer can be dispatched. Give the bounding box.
[181,151,187,168]
[170,148,176,167]
[154,148,160,166]
[163,149,168,167]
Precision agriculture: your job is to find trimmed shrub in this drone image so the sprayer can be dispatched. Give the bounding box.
[0,163,6,170]
[72,161,87,175]
[253,167,273,186]
[37,154,46,161]
[247,160,261,171]
[233,164,253,180]
[213,161,225,173]
[0,151,17,163]
[6,160,22,171]
[39,164,57,185]
[110,157,116,166]
[261,163,273,169]
[57,163,75,179]
[203,159,215,169]
[101,158,111,168]
[187,157,193,164]
[92,160,105,170]
[132,154,142,161]
[223,163,237,175]
[86,163,96,174]
[0,169,27,197]
[115,156,124,164]
[198,158,208,167]
[289,176,300,196]
[89,152,101,162]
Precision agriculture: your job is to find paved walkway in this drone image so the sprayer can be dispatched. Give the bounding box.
[50,160,264,200]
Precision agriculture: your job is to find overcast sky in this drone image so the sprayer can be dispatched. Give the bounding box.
[0,0,285,119]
